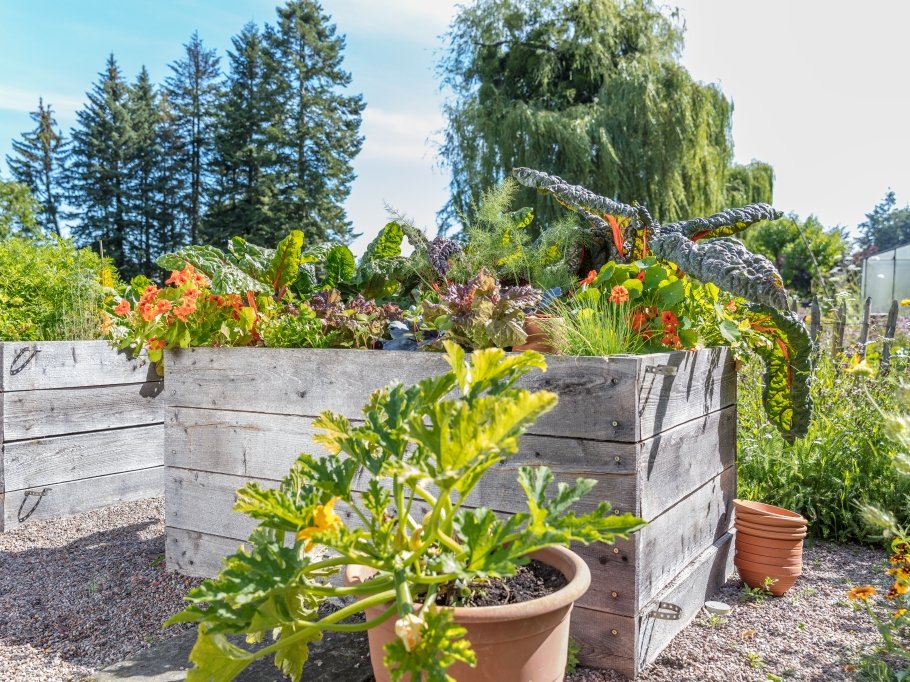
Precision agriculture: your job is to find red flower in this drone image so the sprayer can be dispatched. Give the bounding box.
[113,299,131,316]
[156,299,172,315]
[174,297,198,322]
[631,310,649,332]
[726,300,737,312]
[609,285,630,304]
[146,338,166,351]
[660,310,679,331]
[662,332,682,349]
[636,271,645,281]
[580,270,597,287]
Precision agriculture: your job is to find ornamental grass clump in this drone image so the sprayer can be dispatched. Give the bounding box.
[166,342,645,682]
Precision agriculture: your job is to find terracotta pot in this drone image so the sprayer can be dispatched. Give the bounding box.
[734,517,806,540]
[513,315,563,354]
[735,509,807,529]
[734,531,805,551]
[733,499,808,525]
[737,567,799,597]
[735,536,803,558]
[736,547,802,566]
[344,545,591,682]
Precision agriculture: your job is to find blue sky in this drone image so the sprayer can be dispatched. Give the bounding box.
[2,1,909,254]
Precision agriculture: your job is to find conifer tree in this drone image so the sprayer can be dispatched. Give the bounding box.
[267,0,365,244]
[126,67,161,275]
[6,98,65,236]
[164,32,221,245]
[66,54,134,270]
[155,92,188,256]
[204,22,282,246]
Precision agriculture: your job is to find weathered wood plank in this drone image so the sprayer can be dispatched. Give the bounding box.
[0,341,157,392]
[636,531,734,672]
[2,467,163,532]
[3,424,163,491]
[637,406,736,519]
[2,383,164,441]
[166,408,639,480]
[166,527,247,578]
[636,347,735,441]
[636,465,735,608]
[572,606,636,679]
[165,347,645,441]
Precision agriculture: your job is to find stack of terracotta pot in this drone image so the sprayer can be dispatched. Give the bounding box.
[733,499,807,596]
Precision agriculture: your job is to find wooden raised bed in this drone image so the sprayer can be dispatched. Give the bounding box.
[0,341,164,531]
[164,346,736,679]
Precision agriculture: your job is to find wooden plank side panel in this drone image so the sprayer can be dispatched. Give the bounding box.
[3,424,164,491]
[165,347,644,441]
[636,532,734,673]
[635,466,735,610]
[166,408,640,479]
[3,383,164,441]
[637,406,736,519]
[167,527,247,577]
[0,341,157,391]
[637,347,736,440]
[2,467,163,531]
[572,606,636,679]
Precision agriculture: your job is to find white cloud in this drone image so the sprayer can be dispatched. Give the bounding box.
[359,107,445,161]
[0,86,83,117]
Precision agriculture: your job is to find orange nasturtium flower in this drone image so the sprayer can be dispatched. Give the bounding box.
[113,299,131,316]
[146,338,166,351]
[630,310,649,332]
[660,310,679,330]
[847,585,877,601]
[296,497,344,551]
[166,263,209,288]
[579,270,597,287]
[609,285,630,304]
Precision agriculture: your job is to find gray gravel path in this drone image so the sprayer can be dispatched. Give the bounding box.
[0,499,892,681]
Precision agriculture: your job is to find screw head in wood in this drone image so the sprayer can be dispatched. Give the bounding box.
[612,420,619,427]
[613,547,620,554]
[614,455,621,463]
[611,629,618,636]
[611,591,618,598]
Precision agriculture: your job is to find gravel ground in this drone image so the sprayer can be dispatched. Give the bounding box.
[0,499,893,682]
[0,498,200,682]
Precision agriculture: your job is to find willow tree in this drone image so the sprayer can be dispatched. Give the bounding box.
[438,0,753,232]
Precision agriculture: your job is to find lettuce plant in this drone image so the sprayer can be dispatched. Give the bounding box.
[421,268,542,350]
[513,167,813,442]
[166,343,644,682]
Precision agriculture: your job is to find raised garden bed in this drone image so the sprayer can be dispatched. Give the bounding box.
[0,341,164,531]
[164,345,735,678]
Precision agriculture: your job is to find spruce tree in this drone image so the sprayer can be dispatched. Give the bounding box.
[164,32,221,245]
[126,67,160,275]
[66,54,134,271]
[204,22,281,246]
[6,98,65,237]
[267,0,364,244]
[155,92,188,256]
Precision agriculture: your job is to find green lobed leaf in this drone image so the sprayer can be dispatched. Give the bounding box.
[185,627,256,682]
[228,237,273,282]
[361,222,404,263]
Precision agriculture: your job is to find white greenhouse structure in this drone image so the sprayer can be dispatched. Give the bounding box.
[862,241,910,314]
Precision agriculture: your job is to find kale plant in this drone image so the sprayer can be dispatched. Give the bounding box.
[513,167,813,442]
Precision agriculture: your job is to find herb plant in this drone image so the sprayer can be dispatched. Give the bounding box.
[166,343,645,682]
[513,167,814,441]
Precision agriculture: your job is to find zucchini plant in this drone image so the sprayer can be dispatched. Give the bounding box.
[512,167,813,442]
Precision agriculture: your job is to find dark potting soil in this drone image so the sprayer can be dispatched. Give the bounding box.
[434,559,568,608]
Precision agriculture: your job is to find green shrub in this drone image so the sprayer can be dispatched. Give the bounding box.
[737,354,908,543]
[0,237,117,341]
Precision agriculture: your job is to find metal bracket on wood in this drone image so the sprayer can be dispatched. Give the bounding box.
[649,601,682,621]
[645,364,677,377]
[10,345,40,375]
[18,488,50,523]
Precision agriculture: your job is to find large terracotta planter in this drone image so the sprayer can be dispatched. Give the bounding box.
[344,545,591,682]
[512,315,563,354]
[734,498,805,596]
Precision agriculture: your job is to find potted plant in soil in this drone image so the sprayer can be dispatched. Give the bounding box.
[165,342,645,682]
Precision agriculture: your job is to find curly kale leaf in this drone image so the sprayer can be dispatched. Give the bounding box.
[512,167,638,219]
[742,304,814,442]
[650,234,788,310]
[663,204,783,241]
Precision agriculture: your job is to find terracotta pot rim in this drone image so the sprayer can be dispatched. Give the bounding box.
[735,519,807,538]
[735,557,803,574]
[735,509,807,528]
[733,499,807,524]
[344,544,591,624]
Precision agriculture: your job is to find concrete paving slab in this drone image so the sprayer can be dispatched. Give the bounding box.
[90,628,373,682]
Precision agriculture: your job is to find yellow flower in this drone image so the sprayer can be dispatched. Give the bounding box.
[888,581,910,599]
[296,497,343,551]
[394,613,424,652]
[847,585,877,601]
[896,609,907,619]
[846,355,876,378]
[900,298,910,307]
[888,567,910,581]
